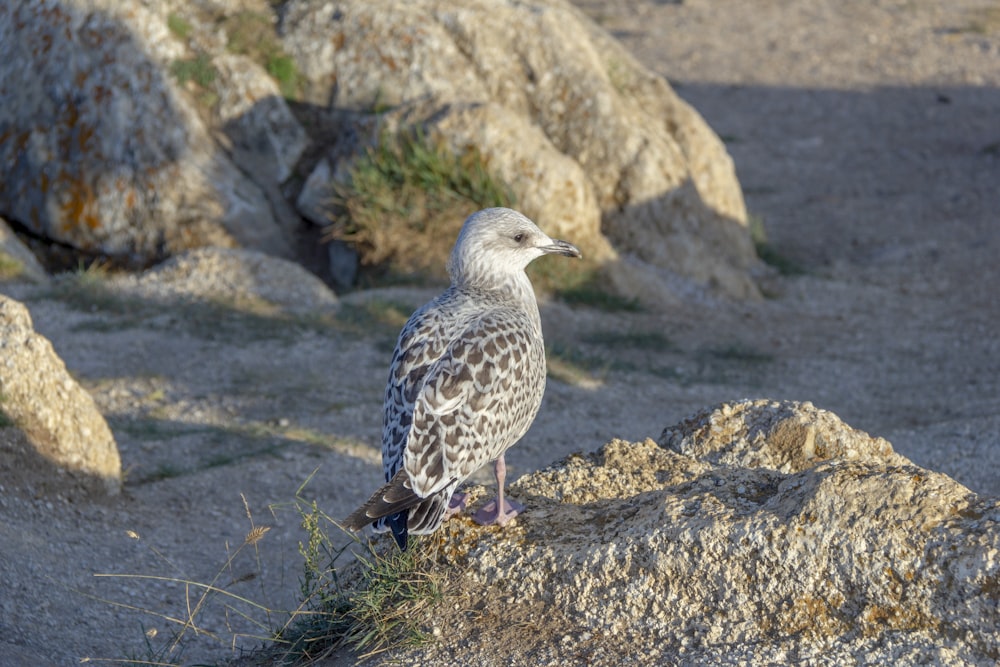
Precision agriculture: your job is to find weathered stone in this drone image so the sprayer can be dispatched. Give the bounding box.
[427,102,615,264]
[108,247,338,315]
[418,400,998,664]
[212,53,309,187]
[296,158,333,227]
[659,398,911,472]
[280,0,760,300]
[0,296,121,494]
[0,1,291,263]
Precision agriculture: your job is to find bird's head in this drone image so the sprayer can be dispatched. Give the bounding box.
[447,208,581,290]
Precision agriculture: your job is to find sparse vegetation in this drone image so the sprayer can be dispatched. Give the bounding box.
[749,214,805,276]
[166,12,192,40]
[327,128,515,283]
[581,329,675,351]
[222,11,303,100]
[44,267,340,342]
[0,251,25,280]
[553,270,642,311]
[333,298,415,338]
[545,342,609,387]
[170,53,218,89]
[275,502,442,662]
[963,6,1000,34]
[98,485,444,665]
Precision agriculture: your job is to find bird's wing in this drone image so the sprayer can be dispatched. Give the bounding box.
[403,313,535,497]
[381,303,452,483]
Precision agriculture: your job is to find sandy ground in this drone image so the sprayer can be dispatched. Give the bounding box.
[1,0,999,664]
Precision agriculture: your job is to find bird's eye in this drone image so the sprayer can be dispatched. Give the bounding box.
[513,233,525,243]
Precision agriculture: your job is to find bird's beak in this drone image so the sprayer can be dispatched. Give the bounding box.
[539,239,582,259]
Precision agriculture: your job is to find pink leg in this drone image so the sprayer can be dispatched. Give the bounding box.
[473,455,524,526]
[444,491,467,520]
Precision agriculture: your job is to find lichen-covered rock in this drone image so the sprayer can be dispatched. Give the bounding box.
[212,53,309,187]
[0,0,291,263]
[416,400,998,665]
[0,296,121,494]
[280,0,759,300]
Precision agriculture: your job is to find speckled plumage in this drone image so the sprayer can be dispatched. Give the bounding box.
[343,208,581,548]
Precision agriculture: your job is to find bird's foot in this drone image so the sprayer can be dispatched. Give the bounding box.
[444,492,468,520]
[472,497,525,526]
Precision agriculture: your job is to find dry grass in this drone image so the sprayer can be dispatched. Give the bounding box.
[89,479,445,666]
[326,127,514,284]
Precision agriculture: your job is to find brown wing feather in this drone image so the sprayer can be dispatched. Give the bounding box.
[342,469,424,530]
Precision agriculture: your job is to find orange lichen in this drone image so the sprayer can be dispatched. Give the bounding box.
[57,169,102,232]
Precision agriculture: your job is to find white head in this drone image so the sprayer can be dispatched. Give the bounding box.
[446,208,581,291]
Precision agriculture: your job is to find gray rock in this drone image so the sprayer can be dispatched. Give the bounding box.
[0,1,291,263]
[0,296,121,494]
[108,247,338,315]
[296,158,333,227]
[213,53,309,187]
[280,0,759,300]
[416,400,998,665]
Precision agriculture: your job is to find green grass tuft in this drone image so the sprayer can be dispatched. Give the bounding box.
[97,483,445,665]
[263,494,444,663]
[328,127,515,283]
[224,11,303,100]
[0,251,24,280]
[170,54,218,88]
[167,12,192,39]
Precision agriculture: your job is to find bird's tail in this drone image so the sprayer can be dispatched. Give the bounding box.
[342,469,422,532]
[342,472,456,551]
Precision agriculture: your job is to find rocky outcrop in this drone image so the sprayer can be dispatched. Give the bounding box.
[1,0,760,301]
[0,1,297,264]
[415,400,998,665]
[0,296,121,494]
[282,0,760,300]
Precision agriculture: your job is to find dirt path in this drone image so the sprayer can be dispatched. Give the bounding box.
[2,1,999,664]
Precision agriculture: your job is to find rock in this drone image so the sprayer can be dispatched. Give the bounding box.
[0,218,47,283]
[417,400,998,664]
[109,247,338,315]
[0,296,121,494]
[427,102,615,264]
[296,158,333,228]
[212,53,309,187]
[0,1,291,264]
[280,0,760,300]
[659,398,911,472]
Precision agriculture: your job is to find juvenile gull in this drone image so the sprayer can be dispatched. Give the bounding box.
[343,207,581,549]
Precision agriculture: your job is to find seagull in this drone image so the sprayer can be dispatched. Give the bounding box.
[343,207,581,549]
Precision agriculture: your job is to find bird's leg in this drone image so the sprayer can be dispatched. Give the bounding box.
[444,491,467,519]
[473,454,524,526]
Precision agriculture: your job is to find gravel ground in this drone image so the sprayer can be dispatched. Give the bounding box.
[1,0,999,664]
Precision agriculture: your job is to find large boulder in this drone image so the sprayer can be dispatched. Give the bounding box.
[0,296,121,494]
[408,400,998,664]
[0,0,297,264]
[281,0,760,300]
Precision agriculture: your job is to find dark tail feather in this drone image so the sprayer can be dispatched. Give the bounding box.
[387,511,408,550]
[342,469,421,531]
